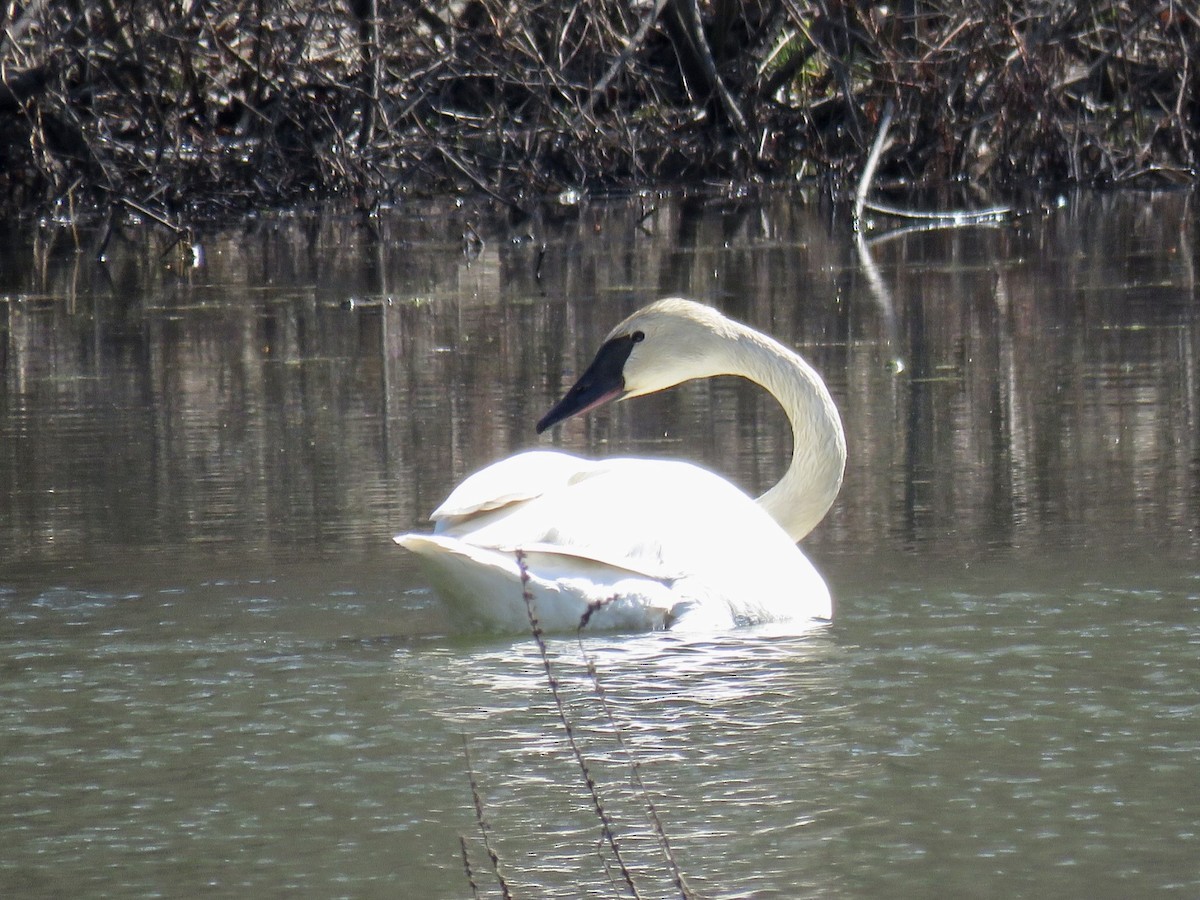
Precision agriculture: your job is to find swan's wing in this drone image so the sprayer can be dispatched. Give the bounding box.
[444,457,785,583]
[398,532,678,585]
[438,457,700,574]
[499,458,833,623]
[401,456,832,629]
[430,450,596,527]
[396,533,676,631]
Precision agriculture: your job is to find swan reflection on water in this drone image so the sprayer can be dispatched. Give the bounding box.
[397,298,846,633]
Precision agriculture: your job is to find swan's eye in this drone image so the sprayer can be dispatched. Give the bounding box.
[631,330,645,343]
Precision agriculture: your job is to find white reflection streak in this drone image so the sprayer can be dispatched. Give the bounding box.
[855,228,904,373]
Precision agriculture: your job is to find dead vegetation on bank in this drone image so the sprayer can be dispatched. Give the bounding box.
[1,1,1197,218]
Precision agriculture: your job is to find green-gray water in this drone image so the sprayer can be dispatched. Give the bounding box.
[2,192,1197,897]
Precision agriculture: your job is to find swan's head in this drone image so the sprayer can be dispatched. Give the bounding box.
[537,299,737,434]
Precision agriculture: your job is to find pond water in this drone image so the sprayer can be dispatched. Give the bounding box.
[1,190,1197,898]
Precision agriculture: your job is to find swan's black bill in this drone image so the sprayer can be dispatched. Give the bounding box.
[536,332,640,433]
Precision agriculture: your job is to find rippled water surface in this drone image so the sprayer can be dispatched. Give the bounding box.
[2,191,1198,897]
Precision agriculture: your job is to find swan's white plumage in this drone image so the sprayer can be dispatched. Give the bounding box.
[428,450,594,523]
[396,298,846,633]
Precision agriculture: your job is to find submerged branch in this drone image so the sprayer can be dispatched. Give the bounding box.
[860,200,1014,225]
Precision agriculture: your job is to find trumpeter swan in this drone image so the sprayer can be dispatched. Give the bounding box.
[395,298,846,632]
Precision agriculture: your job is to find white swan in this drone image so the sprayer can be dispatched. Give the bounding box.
[395,298,846,632]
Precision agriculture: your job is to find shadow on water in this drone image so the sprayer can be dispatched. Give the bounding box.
[1,190,1198,897]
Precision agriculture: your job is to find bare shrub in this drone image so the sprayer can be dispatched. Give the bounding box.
[1,1,1195,215]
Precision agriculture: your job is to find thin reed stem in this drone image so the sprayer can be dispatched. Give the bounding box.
[459,834,483,900]
[574,629,695,899]
[516,550,642,899]
[462,735,513,900]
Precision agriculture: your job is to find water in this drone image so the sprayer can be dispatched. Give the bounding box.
[1,191,1198,897]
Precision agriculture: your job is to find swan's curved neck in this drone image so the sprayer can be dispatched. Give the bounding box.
[719,322,846,542]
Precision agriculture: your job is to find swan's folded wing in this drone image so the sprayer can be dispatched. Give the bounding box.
[400,454,832,630]
[395,533,676,584]
[430,450,596,527]
[394,533,676,631]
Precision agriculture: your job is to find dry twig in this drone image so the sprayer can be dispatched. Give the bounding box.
[1,1,1194,216]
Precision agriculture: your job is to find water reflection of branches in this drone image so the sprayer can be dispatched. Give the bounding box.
[3,196,1197,569]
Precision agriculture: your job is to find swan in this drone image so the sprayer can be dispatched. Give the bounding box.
[395,298,846,632]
